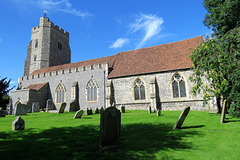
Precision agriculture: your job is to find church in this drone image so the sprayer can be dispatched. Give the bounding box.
[10,16,218,113]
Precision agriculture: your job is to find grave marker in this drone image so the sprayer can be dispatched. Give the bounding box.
[58,102,66,113]
[15,104,27,116]
[73,110,84,119]
[173,106,190,130]
[121,105,125,113]
[99,107,121,150]
[32,102,40,112]
[46,99,54,111]
[221,100,227,123]
[12,116,25,131]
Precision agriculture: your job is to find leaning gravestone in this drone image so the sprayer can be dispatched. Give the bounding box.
[58,102,66,113]
[99,107,121,150]
[173,106,190,130]
[32,102,40,113]
[221,100,227,123]
[15,104,27,116]
[46,99,54,111]
[12,116,25,131]
[73,110,84,119]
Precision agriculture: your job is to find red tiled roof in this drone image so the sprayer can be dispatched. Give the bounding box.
[108,36,203,78]
[25,82,48,91]
[31,55,117,75]
[30,36,202,78]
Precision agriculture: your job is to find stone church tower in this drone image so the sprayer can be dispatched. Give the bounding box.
[24,17,71,76]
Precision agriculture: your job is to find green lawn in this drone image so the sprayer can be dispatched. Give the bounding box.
[0,110,239,160]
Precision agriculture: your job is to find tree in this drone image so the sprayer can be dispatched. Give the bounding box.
[203,0,240,37]
[190,0,240,117]
[0,77,14,110]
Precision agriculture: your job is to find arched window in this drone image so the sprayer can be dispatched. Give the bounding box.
[172,74,186,98]
[87,79,98,102]
[134,79,146,100]
[56,83,66,103]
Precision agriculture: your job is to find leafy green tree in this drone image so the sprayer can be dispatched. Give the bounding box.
[203,0,240,37]
[0,77,14,110]
[190,0,240,117]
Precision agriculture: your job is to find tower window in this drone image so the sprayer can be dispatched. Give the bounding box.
[34,55,37,61]
[35,39,38,48]
[58,41,62,50]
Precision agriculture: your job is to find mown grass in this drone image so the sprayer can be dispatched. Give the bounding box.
[0,110,239,160]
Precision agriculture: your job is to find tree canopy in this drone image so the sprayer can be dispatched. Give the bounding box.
[190,0,240,117]
[0,77,13,110]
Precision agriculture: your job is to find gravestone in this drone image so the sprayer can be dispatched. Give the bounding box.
[100,107,104,114]
[99,107,121,150]
[157,110,161,116]
[221,100,227,123]
[58,102,66,113]
[46,99,54,111]
[32,102,40,113]
[12,116,25,131]
[0,108,6,117]
[121,105,125,113]
[95,108,99,114]
[73,110,84,119]
[15,104,27,116]
[86,108,93,115]
[69,101,78,112]
[148,106,151,113]
[173,106,190,130]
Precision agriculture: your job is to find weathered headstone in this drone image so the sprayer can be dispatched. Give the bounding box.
[95,108,99,114]
[86,108,93,115]
[148,106,151,113]
[157,110,161,116]
[173,106,190,130]
[58,102,66,113]
[0,108,6,117]
[46,99,54,111]
[99,107,121,150]
[221,100,227,123]
[32,102,40,113]
[100,107,104,114]
[73,110,84,119]
[12,116,25,131]
[121,105,125,113]
[69,101,78,112]
[15,104,27,116]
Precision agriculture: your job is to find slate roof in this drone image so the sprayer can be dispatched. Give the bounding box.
[25,82,48,91]
[30,36,202,78]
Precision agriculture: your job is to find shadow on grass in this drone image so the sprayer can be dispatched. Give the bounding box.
[182,125,205,129]
[0,123,200,160]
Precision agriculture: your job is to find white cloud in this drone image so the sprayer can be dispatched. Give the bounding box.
[13,0,93,18]
[110,38,130,49]
[130,13,164,48]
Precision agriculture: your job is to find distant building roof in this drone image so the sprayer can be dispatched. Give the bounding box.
[30,36,202,78]
[25,82,48,91]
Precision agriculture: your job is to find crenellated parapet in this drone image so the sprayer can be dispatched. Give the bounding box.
[31,17,69,37]
[19,62,108,81]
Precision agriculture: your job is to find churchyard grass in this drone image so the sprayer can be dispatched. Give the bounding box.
[0,110,239,160]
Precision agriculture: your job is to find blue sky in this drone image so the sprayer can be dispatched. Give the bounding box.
[0,0,211,89]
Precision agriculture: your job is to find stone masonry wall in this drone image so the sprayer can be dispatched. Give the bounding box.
[111,69,210,111]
